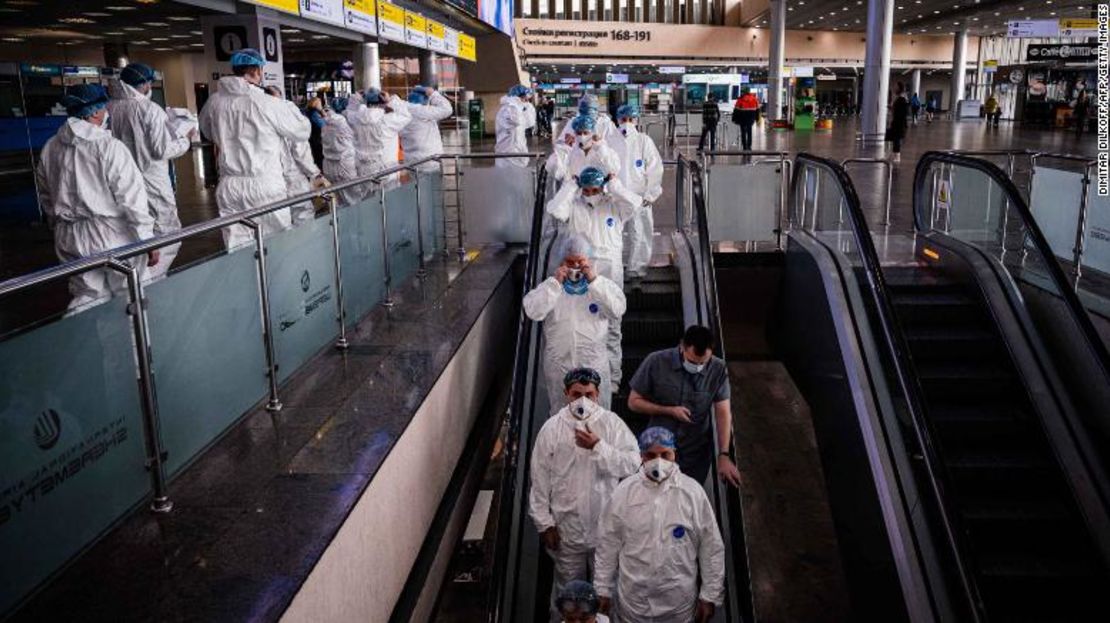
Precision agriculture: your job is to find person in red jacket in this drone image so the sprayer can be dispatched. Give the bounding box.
[732,88,761,151]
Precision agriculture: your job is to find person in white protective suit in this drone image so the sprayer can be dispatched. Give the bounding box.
[523,235,628,409]
[400,85,453,171]
[106,63,194,280]
[320,97,360,207]
[346,88,411,186]
[546,166,641,393]
[608,104,664,279]
[594,427,726,623]
[36,84,158,309]
[198,48,311,249]
[495,85,535,168]
[556,580,611,623]
[264,86,330,225]
[556,94,615,147]
[546,115,622,186]
[530,370,639,621]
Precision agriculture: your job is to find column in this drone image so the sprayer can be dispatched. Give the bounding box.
[354,42,381,91]
[910,68,921,99]
[950,26,967,116]
[860,0,894,142]
[767,0,786,121]
[419,49,438,87]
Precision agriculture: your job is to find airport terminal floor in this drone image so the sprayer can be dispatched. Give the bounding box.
[3,1,1110,623]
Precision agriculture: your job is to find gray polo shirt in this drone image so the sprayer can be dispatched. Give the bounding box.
[630,347,730,468]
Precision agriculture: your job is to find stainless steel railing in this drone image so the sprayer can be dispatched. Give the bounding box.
[0,151,544,513]
[841,157,893,225]
[697,150,792,249]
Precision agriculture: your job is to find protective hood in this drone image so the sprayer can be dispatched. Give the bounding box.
[500,95,519,106]
[114,80,148,101]
[217,75,256,96]
[57,116,111,147]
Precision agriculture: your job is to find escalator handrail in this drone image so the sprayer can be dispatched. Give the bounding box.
[792,152,986,622]
[911,151,1110,399]
[684,155,753,623]
[489,161,551,623]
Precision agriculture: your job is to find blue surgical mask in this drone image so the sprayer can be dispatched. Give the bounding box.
[682,360,705,374]
[563,277,589,295]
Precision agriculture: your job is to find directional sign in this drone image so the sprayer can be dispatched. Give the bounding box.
[344,0,377,35]
[458,32,476,62]
[1008,20,1059,38]
[405,10,428,48]
[426,19,446,53]
[444,27,459,56]
[377,0,406,43]
[1060,18,1098,37]
[301,0,345,26]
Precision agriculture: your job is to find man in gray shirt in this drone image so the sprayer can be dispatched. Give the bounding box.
[627,325,741,487]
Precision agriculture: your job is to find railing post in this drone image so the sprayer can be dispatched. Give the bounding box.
[883,160,893,226]
[440,158,450,257]
[455,154,466,262]
[413,168,427,279]
[110,258,172,513]
[243,218,282,412]
[1072,167,1092,289]
[380,184,395,308]
[777,156,788,248]
[328,194,350,350]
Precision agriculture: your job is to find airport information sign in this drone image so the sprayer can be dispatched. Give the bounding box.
[1008,20,1061,37]
[243,0,300,14]
[444,27,460,56]
[405,10,428,48]
[426,19,447,53]
[300,0,345,26]
[343,0,378,34]
[458,33,477,62]
[376,0,406,43]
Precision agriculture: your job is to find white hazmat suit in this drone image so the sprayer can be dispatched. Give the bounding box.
[545,141,623,186]
[275,100,322,225]
[594,465,726,623]
[495,95,534,167]
[199,76,311,249]
[107,80,191,280]
[36,117,153,309]
[321,110,359,206]
[546,181,641,387]
[346,95,411,184]
[529,400,640,620]
[523,274,627,409]
[608,124,664,277]
[557,114,615,145]
[400,91,452,171]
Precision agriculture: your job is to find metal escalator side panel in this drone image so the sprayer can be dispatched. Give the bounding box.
[783,232,950,623]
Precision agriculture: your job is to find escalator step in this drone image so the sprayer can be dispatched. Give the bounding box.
[892,292,982,326]
[904,325,1002,361]
[882,267,961,289]
[915,361,1020,401]
[621,311,684,347]
[624,285,682,313]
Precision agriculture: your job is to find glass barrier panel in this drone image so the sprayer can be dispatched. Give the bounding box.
[419,170,443,257]
[1084,188,1110,275]
[706,163,779,242]
[461,165,536,244]
[338,192,386,327]
[1030,165,1084,261]
[267,215,341,383]
[387,179,421,286]
[0,296,149,613]
[145,245,269,477]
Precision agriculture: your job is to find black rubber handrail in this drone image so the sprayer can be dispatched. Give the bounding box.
[685,156,753,623]
[489,162,551,622]
[792,153,986,622]
[912,151,1110,398]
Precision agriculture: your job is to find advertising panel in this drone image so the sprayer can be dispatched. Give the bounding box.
[344,0,378,35]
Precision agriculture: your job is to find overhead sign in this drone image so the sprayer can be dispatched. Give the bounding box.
[444,26,459,56]
[816,74,837,81]
[659,66,686,74]
[792,66,814,77]
[560,77,581,84]
[63,66,100,77]
[244,0,300,13]
[1027,43,1098,63]
[405,10,428,48]
[426,19,446,53]
[343,0,377,35]
[376,0,405,43]
[983,59,998,73]
[1060,18,1098,37]
[605,72,629,84]
[458,32,476,62]
[1007,20,1059,37]
[300,0,344,26]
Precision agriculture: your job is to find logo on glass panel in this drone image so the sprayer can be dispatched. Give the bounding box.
[34,409,62,450]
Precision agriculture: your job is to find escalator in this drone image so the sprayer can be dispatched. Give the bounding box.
[782,152,1110,622]
[487,155,752,622]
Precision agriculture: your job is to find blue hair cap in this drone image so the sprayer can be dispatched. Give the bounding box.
[616,104,638,119]
[120,63,154,87]
[365,88,384,105]
[570,115,596,133]
[576,166,607,189]
[229,47,265,68]
[331,97,349,114]
[578,94,599,114]
[508,84,531,97]
[638,426,677,451]
[408,89,428,104]
[61,84,109,118]
[555,580,600,615]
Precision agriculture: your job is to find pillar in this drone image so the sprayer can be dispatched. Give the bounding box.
[950,26,967,116]
[910,69,921,99]
[860,0,893,142]
[767,0,786,121]
[419,49,438,88]
[355,42,381,91]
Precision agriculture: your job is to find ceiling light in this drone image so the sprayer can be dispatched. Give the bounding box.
[59,17,95,23]
[311,34,328,39]
[281,28,301,33]
[104,31,124,35]
[190,42,204,47]
[1,36,26,42]
[145,21,168,26]
[123,26,143,31]
[1049,11,1056,14]
[84,12,111,16]
[150,37,169,41]
[933,9,940,13]
[105,5,137,9]
[167,16,194,21]
[190,30,202,35]
[153,47,173,51]
[6,1,39,5]
[287,38,305,42]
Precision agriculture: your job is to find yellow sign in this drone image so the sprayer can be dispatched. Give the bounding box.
[244,0,298,14]
[405,11,426,32]
[458,33,476,62]
[377,0,405,42]
[346,0,374,13]
[983,60,998,68]
[427,20,445,39]
[1060,18,1098,30]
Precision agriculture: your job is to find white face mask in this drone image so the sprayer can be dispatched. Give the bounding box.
[643,457,676,482]
[682,360,705,374]
[583,194,601,208]
[620,122,635,136]
[577,135,594,149]
[568,396,596,420]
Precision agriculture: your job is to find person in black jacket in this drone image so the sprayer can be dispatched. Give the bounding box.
[889,82,909,163]
[698,93,720,152]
